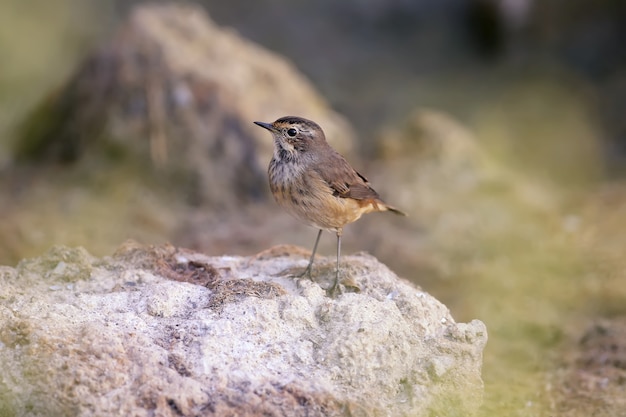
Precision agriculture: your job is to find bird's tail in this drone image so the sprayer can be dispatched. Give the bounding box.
[374,199,407,216]
[384,204,407,216]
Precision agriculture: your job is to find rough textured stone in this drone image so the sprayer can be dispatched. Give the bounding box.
[0,243,486,416]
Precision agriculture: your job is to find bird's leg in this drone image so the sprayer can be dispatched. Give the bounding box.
[328,228,342,296]
[300,229,323,280]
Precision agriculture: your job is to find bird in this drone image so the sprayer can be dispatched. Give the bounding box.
[254,116,406,295]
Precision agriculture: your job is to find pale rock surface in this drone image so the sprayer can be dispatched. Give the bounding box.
[0,244,487,416]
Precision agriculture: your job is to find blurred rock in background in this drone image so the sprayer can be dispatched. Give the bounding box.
[1,0,626,415]
[0,3,356,264]
[13,4,354,206]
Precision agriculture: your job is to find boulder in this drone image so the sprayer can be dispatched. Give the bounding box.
[14,3,354,206]
[0,243,486,416]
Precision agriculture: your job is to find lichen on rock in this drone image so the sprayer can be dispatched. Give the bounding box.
[0,243,486,416]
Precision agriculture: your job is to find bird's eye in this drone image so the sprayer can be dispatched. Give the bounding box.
[287,128,298,137]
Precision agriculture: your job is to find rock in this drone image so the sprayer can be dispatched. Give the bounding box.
[14,3,354,206]
[0,243,486,416]
[376,108,497,217]
[551,319,626,417]
[362,108,563,279]
[376,107,561,214]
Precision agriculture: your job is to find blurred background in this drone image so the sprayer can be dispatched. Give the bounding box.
[1,0,626,415]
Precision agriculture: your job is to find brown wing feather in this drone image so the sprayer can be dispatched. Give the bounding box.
[312,149,407,216]
[348,170,384,200]
[312,151,381,201]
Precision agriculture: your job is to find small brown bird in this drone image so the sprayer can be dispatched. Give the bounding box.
[254,116,406,295]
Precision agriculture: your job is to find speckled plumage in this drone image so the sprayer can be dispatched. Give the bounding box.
[254,116,405,295]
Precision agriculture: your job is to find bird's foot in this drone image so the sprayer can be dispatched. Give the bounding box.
[296,265,315,282]
[326,281,341,298]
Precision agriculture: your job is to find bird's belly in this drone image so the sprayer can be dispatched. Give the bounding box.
[269,169,366,231]
[284,192,365,231]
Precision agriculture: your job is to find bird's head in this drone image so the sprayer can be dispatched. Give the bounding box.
[254,116,326,161]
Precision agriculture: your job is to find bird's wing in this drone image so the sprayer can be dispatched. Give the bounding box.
[313,152,381,201]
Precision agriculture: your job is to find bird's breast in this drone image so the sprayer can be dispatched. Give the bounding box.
[268,158,370,231]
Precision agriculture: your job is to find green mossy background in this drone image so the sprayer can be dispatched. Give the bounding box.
[1,1,626,415]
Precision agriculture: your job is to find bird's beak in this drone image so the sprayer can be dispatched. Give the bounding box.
[254,121,276,132]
